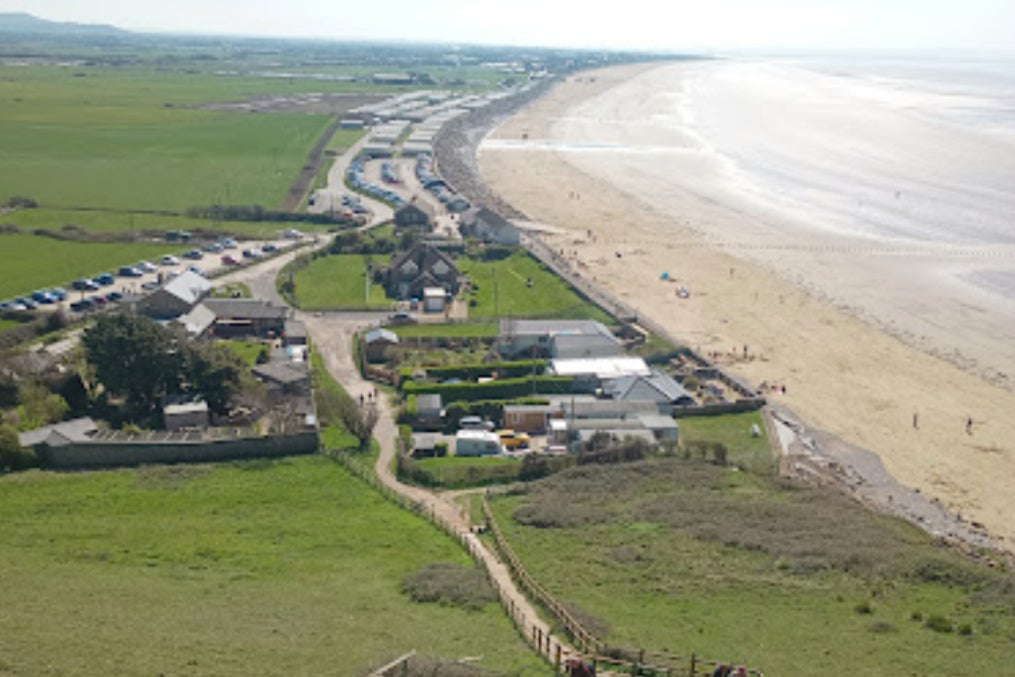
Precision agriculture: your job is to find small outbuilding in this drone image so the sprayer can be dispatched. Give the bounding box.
[364,327,399,362]
[503,404,556,434]
[164,398,209,431]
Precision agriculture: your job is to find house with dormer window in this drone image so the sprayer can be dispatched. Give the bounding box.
[385,243,460,300]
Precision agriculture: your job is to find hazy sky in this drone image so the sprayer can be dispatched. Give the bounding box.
[2,0,1014,53]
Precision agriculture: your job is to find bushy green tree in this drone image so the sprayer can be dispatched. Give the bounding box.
[0,423,35,471]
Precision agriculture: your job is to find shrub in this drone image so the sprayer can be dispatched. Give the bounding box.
[854,601,874,615]
[957,622,973,636]
[925,615,953,633]
[402,563,496,611]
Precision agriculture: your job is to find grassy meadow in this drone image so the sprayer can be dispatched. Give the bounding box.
[0,233,175,299]
[458,252,611,322]
[0,456,548,677]
[677,411,774,474]
[488,459,1015,676]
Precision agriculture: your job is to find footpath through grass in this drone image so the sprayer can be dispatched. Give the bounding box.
[488,458,1015,676]
[0,456,548,677]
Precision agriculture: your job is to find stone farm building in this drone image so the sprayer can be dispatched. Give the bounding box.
[203,298,290,338]
[386,243,460,300]
[136,271,211,319]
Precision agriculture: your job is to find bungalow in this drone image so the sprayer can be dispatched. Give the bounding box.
[602,369,696,409]
[136,270,211,319]
[394,199,436,230]
[498,319,620,359]
[466,207,521,246]
[386,243,460,300]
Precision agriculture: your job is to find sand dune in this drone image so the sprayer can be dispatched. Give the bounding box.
[478,62,1015,551]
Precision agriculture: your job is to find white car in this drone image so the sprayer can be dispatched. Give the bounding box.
[160,255,180,266]
[137,260,157,273]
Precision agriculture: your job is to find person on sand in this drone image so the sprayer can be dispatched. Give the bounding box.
[966,416,973,435]
[913,412,919,429]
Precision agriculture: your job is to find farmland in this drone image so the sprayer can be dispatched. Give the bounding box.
[0,456,548,677]
[488,459,1015,677]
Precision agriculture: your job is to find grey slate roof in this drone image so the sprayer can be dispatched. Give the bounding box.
[603,369,694,404]
[174,303,216,335]
[162,271,212,306]
[365,328,399,344]
[19,417,98,448]
[203,298,289,320]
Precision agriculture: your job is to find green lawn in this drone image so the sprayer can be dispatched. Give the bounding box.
[222,340,265,368]
[291,254,390,310]
[0,457,547,677]
[0,233,176,299]
[458,251,611,322]
[677,411,774,473]
[414,455,522,487]
[489,459,1015,677]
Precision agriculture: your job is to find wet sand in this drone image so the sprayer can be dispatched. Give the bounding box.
[478,62,1015,551]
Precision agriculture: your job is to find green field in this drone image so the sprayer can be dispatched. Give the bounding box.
[489,459,1015,676]
[0,233,175,299]
[0,65,359,211]
[291,254,390,310]
[0,456,548,677]
[458,252,611,322]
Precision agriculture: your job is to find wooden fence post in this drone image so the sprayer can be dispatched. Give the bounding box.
[555,643,562,672]
[689,653,696,677]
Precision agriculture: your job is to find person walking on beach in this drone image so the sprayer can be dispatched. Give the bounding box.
[913,412,919,430]
[966,416,973,435]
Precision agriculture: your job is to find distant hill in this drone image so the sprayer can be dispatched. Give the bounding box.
[0,12,128,36]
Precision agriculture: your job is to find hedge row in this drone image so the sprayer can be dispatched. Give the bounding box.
[402,376,574,403]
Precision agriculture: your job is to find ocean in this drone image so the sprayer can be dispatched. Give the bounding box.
[678,54,1015,246]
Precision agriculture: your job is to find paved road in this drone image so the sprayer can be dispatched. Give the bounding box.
[308,133,394,226]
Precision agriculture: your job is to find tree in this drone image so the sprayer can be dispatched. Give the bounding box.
[0,423,34,471]
[184,342,243,416]
[83,314,182,416]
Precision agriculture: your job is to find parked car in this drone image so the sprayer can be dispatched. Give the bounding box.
[93,273,115,286]
[387,310,417,325]
[183,249,203,260]
[14,297,38,310]
[203,242,224,254]
[283,228,303,239]
[72,278,99,291]
[262,243,278,253]
[31,290,56,304]
[89,294,107,306]
[70,298,95,312]
[0,301,16,311]
[106,291,123,302]
[242,248,262,259]
[137,260,157,273]
[141,280,160,291]
[187,265,203,276]
[118,265,143,277]
[221,254,241,266]
[49,287,68,301]
[497,429,531,450]
[160,255,179,266]
[220,238,238,249]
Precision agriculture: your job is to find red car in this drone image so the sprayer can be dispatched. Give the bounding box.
[221,254,241,266]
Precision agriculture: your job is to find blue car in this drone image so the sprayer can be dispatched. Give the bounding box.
[31,290,56,304]
[49,287,68,301]
[93,273,115,286]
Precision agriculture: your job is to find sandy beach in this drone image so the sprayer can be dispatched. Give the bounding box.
[478,61,1015,550]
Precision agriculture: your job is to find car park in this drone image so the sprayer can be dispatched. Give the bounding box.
[183,249,203,260]
[106,291,123,302]
[221,254,241,266]
[93,273,115,286]
[242,248,262,259]
[160,255,180,266]
[203,242,224,254]
[31,290,56,304]
[118,265,143,277]
[137,260,157,273]
[220,238,238,249]
[262,243,278,253]
[89,295,107,306]
[15,297,38,310]
[49,287,68,301]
